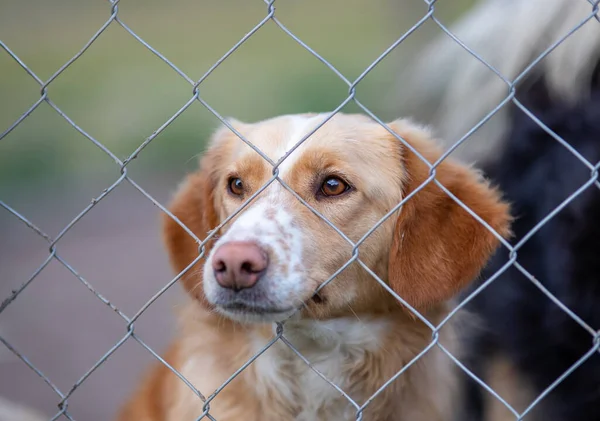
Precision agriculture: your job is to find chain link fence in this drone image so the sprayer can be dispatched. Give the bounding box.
[1,0,599,420]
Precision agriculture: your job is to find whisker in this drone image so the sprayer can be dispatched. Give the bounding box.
[346,304,363,324]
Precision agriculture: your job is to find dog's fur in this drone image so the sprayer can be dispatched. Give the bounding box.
[116,113,511,421]
[459,88,600,421]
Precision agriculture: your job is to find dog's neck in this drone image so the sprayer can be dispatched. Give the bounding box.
[180,302,456,421]
[245,316,394,420]
[275,316,391,356]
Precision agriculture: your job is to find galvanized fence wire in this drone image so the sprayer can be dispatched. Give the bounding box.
[1,0,599,420]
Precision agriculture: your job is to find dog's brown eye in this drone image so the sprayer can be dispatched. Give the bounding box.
[320,177,349,197]
[228,177,244,196]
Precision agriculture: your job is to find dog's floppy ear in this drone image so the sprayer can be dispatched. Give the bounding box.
[387,120,511,310]
[162,158,219,304]
[162,122,240,302]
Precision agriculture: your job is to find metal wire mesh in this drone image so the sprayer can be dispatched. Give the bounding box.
[1,0,599,420]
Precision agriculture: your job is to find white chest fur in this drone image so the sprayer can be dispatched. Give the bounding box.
[252,317,390,421]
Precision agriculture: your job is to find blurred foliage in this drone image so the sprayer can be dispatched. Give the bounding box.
[0,0,475,194]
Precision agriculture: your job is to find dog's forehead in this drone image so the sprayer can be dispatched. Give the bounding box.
[237,114,327,162]
[229,113,377,172]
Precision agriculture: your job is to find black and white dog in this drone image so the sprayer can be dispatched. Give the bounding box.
[461,85,600,421]
[398,1,600,420]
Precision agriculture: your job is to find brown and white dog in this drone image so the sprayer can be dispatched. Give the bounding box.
[116,113,511,421]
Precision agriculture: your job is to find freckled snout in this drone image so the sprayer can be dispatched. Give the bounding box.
[212,241,268,291]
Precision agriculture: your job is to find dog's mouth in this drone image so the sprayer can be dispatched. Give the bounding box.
[209,285,326,323]
[217,292,325,315]
[215,302,300,323]
[219,302,296,315]
[310,292,326,304]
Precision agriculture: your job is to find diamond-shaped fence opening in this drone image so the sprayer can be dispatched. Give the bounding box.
[1,0,599,420]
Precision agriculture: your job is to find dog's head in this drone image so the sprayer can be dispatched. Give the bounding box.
[163,113,511,323]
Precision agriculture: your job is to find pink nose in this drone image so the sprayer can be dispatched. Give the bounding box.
[211,241,268,291]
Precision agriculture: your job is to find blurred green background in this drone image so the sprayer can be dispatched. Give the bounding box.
[1,0,475,195]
